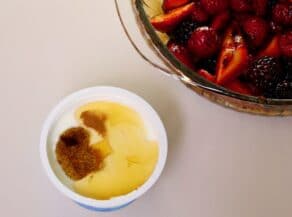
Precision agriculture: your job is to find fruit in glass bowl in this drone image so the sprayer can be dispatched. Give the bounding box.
[150,0,292,99]
[115,0,292,115]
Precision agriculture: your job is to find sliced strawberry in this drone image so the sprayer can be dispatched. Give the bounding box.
[216,27,249,85]
[258,35,281,58]
[199,67,252,95]
[167,40,195,69]
[211,11,230,31]
[151,3,195,33]
[163,0,191,12]
[198,69,216,82]
[224,80,253,95]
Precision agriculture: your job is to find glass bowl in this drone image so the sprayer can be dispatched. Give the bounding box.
[115,0,292,116]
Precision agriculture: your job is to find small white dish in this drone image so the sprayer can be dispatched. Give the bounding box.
[39,86,168,212]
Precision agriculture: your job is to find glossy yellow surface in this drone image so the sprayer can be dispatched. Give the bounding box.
[73,102,158,200]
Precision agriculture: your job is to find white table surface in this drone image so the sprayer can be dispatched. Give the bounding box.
[1,1,292,217]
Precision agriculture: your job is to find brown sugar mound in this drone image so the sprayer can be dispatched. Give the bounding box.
[55,127,103,180]
[80,111,107,136]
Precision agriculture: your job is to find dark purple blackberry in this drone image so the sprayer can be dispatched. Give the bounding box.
[269,80,292,98]
[247,56,283,92]
[282,57,292,81]
[196,57,217,74]
[170,19,198,44]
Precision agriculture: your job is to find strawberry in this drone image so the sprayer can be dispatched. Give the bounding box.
[224,80,253,95]
[211,11,230,31]
[216,27,249,85]
[191,1,209,23]
[279,31,292,57]
[272,3,292,26]
[167,40,195,69]
[188,27,220,58]
[230,0,252,12]
[200,0,229,15]
[258,35,281,58]
[163,0,191,11]
[198,69,216,82]
[242,16,269,47]
[151,3,195,32]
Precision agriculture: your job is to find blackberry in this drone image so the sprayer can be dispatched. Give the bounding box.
[196,57,217,74]
[269,80,292,98]
[282,57,292,81]
[247,56,283,92]
[170,19,198,44]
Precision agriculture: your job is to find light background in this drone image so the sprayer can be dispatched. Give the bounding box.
[1,0,292,217]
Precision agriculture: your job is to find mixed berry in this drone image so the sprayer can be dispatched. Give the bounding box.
[151,0,292,98]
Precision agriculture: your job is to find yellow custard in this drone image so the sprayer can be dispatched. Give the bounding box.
[73,101,159,200]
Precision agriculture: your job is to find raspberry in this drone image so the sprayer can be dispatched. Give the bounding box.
[279,31,292,57]
[191,1,209,23]
[247,56,283,92]
[230,0,252,12]
[200,0,229,15]
[170,19,198,44]
[242,16,269,47]
[187,27,220,58]
[272,3,292,26]
[211,11,230,31]
[167,40,195,69]
[253,0,268,16]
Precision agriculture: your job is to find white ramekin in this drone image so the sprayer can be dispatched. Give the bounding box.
[40,86,168,211]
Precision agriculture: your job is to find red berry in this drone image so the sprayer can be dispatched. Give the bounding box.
[242,16,269,47]
[235,13,251,23]
[211,11,230,31]
[188,27,220,58]
[167,40,195,69]
[191,1,209,23]
[280,31,292,57]
[230,0,252,12]
[272,3,292,26]
[200,0,229,15]
[252,0,268,16]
